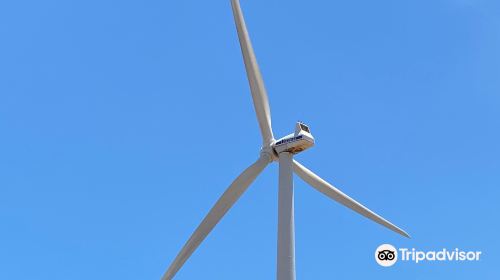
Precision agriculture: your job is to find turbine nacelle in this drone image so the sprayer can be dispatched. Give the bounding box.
[273,122,314,155]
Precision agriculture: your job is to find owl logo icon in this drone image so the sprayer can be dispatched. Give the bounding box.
[378,249,395,261]
[375,244,398,267]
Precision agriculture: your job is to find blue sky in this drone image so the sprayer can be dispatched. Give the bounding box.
[1,0,499,279]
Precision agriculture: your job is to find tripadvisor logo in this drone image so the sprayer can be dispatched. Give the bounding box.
[375,244,398,267]
[375,244,482,267]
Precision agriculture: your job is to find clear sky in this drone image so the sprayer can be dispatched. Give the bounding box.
[1,0,499,279]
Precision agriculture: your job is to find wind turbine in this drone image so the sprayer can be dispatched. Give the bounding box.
[161,0,409,279]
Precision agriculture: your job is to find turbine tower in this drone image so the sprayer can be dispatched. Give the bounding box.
[161,1,409,279]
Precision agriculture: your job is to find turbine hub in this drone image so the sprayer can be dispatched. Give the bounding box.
[260,142,278,162]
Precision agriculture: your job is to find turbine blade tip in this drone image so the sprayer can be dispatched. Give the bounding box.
[400,230,411,239]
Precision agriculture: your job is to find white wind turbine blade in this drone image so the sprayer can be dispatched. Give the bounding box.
[292,160,410,238]
[161,155,271,280]
[231,0,274,146]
